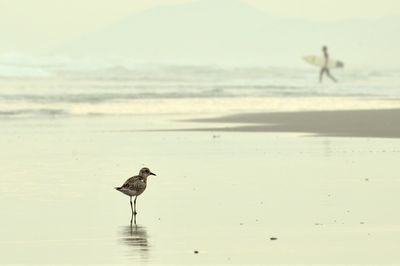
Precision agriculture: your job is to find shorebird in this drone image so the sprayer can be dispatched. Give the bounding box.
[115,167,156,225]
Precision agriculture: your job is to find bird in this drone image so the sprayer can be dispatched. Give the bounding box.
[115,167,156,225]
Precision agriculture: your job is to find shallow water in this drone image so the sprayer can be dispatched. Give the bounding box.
[1,115,400,264]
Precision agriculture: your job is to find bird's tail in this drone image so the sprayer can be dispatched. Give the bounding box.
[115,187,122,191]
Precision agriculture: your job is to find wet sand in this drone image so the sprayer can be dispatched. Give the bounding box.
[1,115,400,264]
[188,109,400,138]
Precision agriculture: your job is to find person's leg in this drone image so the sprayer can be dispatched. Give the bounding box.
[326,69,337,82]
[319,68,325,83]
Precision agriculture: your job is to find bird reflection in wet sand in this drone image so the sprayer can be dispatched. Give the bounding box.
[115,167,156,225]
[120,225,150,261]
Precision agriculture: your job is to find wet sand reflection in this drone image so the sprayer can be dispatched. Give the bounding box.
[120,225,150,261]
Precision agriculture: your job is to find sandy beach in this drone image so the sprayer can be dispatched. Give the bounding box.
[1,114,400,265]
[187,108,400,138]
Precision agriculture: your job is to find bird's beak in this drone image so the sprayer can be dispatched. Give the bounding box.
[150,172,156,176]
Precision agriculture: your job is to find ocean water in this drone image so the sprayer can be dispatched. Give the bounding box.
[1,58,400,117]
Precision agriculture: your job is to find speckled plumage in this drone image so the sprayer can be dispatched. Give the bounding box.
[116,175,148,197]
[115,167,156,225]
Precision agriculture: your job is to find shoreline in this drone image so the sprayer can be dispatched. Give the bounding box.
[186,108,400,138]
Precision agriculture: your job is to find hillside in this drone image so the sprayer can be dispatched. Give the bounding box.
[64,0,400,67]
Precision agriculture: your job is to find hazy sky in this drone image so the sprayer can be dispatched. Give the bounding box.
[0,0,399,54]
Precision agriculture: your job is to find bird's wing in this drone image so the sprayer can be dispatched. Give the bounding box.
[129,178,146,191]
[122,176,146,191]
[121,176,137,187]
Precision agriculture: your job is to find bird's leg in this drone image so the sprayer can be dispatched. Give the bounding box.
[133,196,138,225]
[130,196,133,226]
[134,196,138,216]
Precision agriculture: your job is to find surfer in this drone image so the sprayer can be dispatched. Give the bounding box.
[320,46,337,83]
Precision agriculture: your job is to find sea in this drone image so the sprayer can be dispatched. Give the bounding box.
[1,55,400,118]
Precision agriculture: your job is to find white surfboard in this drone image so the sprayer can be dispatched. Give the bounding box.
[303,55,344,69]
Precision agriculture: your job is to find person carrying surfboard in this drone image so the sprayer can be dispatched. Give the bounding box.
[320,46,337,83]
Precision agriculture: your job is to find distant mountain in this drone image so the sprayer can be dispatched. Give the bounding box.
[63,0,400,67]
